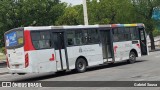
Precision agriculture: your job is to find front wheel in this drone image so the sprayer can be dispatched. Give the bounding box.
[75,58,87,73]
[127,51,136,64]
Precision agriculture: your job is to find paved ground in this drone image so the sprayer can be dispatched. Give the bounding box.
[0,51,160,90]
[0,61,8,75]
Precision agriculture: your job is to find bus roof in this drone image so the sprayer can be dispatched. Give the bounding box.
[8,23,144,31]
[111,23,144,28]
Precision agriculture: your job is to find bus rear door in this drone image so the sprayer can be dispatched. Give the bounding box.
[100,29,114,62]
[52,31,69,71]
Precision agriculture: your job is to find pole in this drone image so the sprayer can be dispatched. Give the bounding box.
[83,0,89,25]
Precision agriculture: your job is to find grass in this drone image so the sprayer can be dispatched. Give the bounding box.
[0,54,6,60]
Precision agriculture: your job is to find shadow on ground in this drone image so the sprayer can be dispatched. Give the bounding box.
[0,61,6,68]
[11,60,147,82]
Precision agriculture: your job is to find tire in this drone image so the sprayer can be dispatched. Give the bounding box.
[75,58,87,73]
[128,51,136,64]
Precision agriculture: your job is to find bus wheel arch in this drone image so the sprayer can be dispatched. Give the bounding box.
[75,56,88,73]
[130,49,138,57]
[128,49,137,64]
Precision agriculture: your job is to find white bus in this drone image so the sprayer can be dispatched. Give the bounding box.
[4,24,149,75]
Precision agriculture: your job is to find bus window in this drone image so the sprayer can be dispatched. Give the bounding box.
[140,30,145,40]
[118,28,125,41]
[87,29,99,44]
[124,28,131,41]
[82,30,88,44]
[5,30,24,49]
[75,30,83,45]
[113,28,119,42]
[67,30,76,46]
[31,31,51,49]
[130,27,139,40]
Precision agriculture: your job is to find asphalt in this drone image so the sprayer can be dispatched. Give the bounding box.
[0,51,160,90]
[0,60,8,75]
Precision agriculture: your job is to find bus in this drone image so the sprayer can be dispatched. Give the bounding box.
[4,24,149,75]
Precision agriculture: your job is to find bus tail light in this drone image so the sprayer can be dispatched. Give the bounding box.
[136,44,140,48]
[25,53,29,68]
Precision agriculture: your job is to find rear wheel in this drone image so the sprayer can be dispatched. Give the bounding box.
[75,58,87,73]
[128,51,136,64]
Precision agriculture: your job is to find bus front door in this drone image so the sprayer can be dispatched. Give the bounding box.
[52,32,68,71]
[100,30,113,62]
[138,28,148,55]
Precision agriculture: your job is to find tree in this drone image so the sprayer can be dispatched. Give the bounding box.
[56,6,80,25]
[0,0,66,47]
[86,0,136,24]
[132,0,160,50]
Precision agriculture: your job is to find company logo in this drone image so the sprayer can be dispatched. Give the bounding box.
[2,82,11,87]
[1,82,42,88]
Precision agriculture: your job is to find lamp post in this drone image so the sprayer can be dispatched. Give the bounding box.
[83,0,89,25]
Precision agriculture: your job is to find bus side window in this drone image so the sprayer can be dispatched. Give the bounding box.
[31,32,41,49]
[75,30,83,45]
[118,27,125,41]
[87,29,99,44]
[124,28,131,41]
[66,30,75,46]
[130,27,139,40]
[31,31,51,49]
[113,28,119,42]
[40,31,51,49]
[82,30,88,44]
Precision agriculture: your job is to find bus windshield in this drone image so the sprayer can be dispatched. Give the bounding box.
[5,29,24,49]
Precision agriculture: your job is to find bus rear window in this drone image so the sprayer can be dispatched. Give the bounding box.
[5,30,24,48]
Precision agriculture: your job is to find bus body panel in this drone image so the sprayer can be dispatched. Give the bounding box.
[7,47,25,69]
[113,41,141,62]
[67,44,103,70]
[33,49,57,73]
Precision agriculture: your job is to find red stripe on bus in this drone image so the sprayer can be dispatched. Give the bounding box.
[49,54,55,61]
[114,46,118,53]
[24,30,35,51]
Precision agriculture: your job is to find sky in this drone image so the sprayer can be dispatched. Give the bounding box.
[61,0,83,5]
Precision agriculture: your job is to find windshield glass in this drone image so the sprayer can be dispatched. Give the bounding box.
[5,29,24,49]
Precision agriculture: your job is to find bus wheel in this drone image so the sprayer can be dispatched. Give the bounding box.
[128,51,136,64]
[75,58,87,73]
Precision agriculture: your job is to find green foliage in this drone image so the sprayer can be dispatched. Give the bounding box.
[56,6,79,25]
[0,0,66,47]
[0,47,5,54]
[153,29,160,37]
[131,0,160,32]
